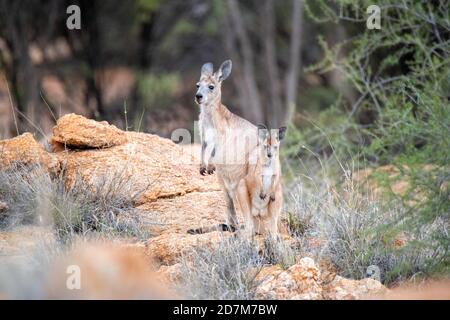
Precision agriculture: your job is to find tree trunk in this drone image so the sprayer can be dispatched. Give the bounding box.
[262,0,282,128]
[226,0,263,125]
[284,0,303,126]
[0,2,40,133]
[222,13,250,117]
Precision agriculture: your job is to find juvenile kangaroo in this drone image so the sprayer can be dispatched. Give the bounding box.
[188,60,259,234]
[237,125,286,237]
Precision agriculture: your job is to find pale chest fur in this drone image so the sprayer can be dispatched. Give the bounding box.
[261,162,276,194]
[199,110,216,147]
[248,159,279,215]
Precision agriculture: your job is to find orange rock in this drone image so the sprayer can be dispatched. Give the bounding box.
[255,257,323,300]
[255,257,387,300]
[0,133,59,172]
[51,113,127,149]
[54,130,221,205]
[145,231,232,265]
[46,244,178,299]
[322,275,388,300]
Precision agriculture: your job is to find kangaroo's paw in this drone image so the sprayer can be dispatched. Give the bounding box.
[199,165,207,176]
[269,194,276,202]
[259,193,267,200]
[207,164,216,175]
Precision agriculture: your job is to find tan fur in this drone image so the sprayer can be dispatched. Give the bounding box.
[237,130,283,237]
[196,62,258,229]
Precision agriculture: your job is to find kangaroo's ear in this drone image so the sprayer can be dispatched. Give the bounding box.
[257,124,268,142]
[201,62,214,76]
[278,126,287,141]
[216,60,232,82]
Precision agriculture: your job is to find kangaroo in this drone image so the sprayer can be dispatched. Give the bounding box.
[237,125,286,237]
[188,60,259,234]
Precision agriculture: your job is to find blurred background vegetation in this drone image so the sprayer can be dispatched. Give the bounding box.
[0,0,449,285]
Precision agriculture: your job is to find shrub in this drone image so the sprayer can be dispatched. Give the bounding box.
[137,72,180,110]
[284,165,446,285]
[0,164,148,243]
[177,236,264,300]
[296,0,450,281]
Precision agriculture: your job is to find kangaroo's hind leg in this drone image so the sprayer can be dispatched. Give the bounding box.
[236,182,255,237]
[224,188,239,231]
[266,188,282,238]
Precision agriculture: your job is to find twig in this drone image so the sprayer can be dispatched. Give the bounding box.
[3,74,19,136]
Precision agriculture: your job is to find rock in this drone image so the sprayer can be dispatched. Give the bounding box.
[0,133,59,172]
[0,114,391,300]
[51,113,127,149]
[255,257,322,300]
[46,244,178,299]
[323,275,388,300]
[55,130,222,205]
[145,231,232,265]
[138,190,227,235]
[157,263,184,284]
[255,257,387,300]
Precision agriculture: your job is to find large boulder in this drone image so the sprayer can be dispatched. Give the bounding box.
[0,133,59,172]
[51,116,222,205]
[46,244,177,299]
[51,113,127,149]
[145,231,232,265]
[49,115,229,240]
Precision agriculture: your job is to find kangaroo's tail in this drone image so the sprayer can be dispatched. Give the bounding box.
[187,223,238,235]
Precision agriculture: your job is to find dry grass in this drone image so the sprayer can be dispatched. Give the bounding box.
[283,160,447,285]
[0,163,148,243]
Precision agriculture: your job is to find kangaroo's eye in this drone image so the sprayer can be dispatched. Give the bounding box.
[196,84,200,88]
[208,85,215,90]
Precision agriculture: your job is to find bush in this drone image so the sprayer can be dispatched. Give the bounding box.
[0,164,148,243]
[178,236,264,300]
[295,0,450,281]
[137,72,180,110]
[284,166,446,284]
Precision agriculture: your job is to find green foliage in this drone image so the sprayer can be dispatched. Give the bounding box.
[301,0,450,281]
[283,106,364,166]
[137,72,180,110]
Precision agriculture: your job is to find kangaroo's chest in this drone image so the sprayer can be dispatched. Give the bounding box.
[199,112,216,146]
[261,165,275,193]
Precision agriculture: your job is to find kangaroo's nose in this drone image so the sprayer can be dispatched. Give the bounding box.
[196,94,203,100]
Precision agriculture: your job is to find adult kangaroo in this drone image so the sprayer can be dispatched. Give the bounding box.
[189,60,258,233]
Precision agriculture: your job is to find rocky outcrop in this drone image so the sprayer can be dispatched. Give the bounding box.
[255,257,323,300]
[51,113,127,149]
[322,275,388,300]
[51,116,222,205]
[0,133,59,172]
[46,244,177,299]
[255,257,387,300]
[0,114,389,300]
[145,231,231,265]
